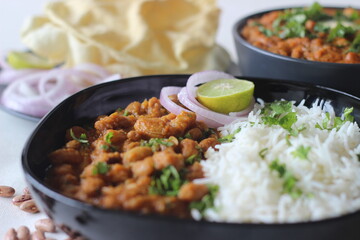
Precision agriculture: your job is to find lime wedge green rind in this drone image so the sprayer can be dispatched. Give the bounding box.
[197,79,255,114]
[7,51,56,70]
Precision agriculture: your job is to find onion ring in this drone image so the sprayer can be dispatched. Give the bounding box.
[160,86,222,128]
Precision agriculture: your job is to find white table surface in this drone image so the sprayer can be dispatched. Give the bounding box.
[0,0,359,238]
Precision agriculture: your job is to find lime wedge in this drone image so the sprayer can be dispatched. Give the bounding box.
[197,79,255,114]
[7,51,56,70]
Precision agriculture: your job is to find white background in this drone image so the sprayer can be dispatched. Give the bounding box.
[0,0,359,238]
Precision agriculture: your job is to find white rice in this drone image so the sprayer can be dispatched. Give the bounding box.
[195,99,360,223]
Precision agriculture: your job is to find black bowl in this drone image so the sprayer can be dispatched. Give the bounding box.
[232,7,360,97]
[22,75,360,240]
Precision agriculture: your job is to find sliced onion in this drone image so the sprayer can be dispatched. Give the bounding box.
[186,70,235,108]
[101,73,122,83]
[1,63,118,117]
[1,72,52,117]
[0,68,43,84]
[160,86,188,115]
[178,87,247,126]
[74,63,112,79]
[160,86,222,128]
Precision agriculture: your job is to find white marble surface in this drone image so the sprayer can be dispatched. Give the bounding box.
[0,0,359,238]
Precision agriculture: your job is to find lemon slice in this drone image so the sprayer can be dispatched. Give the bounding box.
[197,79,255,114]
[7,51,56,70]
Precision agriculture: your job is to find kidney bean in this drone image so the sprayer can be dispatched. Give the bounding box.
[0,185,15,197]
[31,230,45,240]
[34,218,56,233]
[19,200,39,213]
[12,194,32,206]
[17,226,30,240]
[3,228,17,240]
[23,187,31,196]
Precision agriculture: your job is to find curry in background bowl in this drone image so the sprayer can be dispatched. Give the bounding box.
[242,3,360,63]
[233,3,360,97]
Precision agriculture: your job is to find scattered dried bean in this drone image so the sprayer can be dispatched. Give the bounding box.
[0,185,15,197]
[17,226,30,240]
[34,218,56,233]
[23,187,30,196]
[30,230,45,240]
[12,194,32,206]
[3,228,17,240]
[19,200,39,214]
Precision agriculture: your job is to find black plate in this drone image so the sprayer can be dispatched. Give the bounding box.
[22,75,360,240]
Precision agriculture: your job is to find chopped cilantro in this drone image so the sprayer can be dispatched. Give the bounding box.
[105,132,114,144]
[189,185,219,216]
[218,128,241,143]
[285,135,292,146]
[349,34,360,53]
[123,110,130,116]
[140,138,174,152]
[269,159,287,177]
[185,153,202,165]
[289,124,306,137]
[252,22,275,37]
[316,107,354,131]
[304,2,329,21]
[148,166,186,196]
[92,162,110,175]
[184,132,192,139]
[314,22,330,33]
[292,145,311,160]
[327,23,356,42]
[259,148,269,159]
[101,132,118,151]
[269,159,302,198]
[116,107,123,112]
[261,101,298,132]
[69,128,89,145]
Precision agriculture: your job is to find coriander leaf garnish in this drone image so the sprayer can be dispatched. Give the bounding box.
[279,112,298,131]
[269,159,302,198]
[185,153,202,165]
[140,138,174,152]
[261,101,298,132]
[252,22,275,37]
[105,132,114,144]
[327,23,356,42]
[102,132,118,152]
[218,128,241,143]
[148,166,186,196]
[123,110,130,116]
[289,124,306,137]
[92,162,110,175]
[316,107,354,131]
[203,128,216,138]
[189,184,219,217]
[292,145,311,160]
[70,128,89,145]
[269,159,286,178]
[259,148,269,159]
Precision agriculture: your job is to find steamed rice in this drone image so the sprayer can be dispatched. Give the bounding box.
[195,99,360,223]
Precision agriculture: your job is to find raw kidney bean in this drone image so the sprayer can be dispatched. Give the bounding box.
[17,225,30,240]
[35,218,56,233]
[12,194,32,206]
[19,200,39,213]
[0,185,15,197]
